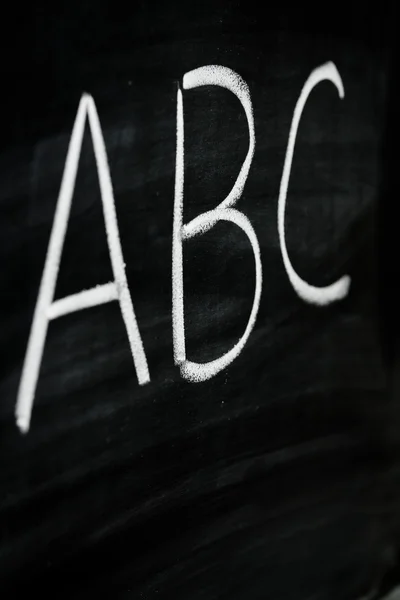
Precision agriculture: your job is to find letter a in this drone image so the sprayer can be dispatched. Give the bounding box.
[172,66,263,383]
[16,94,150,433]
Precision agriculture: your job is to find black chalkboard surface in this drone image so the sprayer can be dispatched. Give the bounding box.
[0,1,398,598]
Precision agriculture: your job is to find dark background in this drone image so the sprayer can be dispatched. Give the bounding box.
[0,1,398,598]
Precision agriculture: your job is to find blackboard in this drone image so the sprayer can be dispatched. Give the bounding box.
[0,1,398,598]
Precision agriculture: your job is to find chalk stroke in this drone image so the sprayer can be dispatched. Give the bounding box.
[15,94,150,434]
[173,66,263,383]
[278,61,351,306]
[47,282,118,320]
